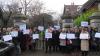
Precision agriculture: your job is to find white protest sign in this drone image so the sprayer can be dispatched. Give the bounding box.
[23,29,30,34]
[59,33,67,39]
[19,24,26,31]
[45,33,52,38]
[80,33,89,39]
[38,26,44,31]
[54,25,60,30]
[3,35,12,41]
[10,31,18,37]
[32,34,39,39]
[81,21,88,27]
[67,33,76,39]
[95,32,100,38]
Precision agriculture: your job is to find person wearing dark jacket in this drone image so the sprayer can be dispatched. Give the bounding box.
[32,28,39,51]
[18,30,24,51]
[52,29,60,52]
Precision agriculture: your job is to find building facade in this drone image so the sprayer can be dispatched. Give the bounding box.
[80,0,100,28]
[62,3,81,27]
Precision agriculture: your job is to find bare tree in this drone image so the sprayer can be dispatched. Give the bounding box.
[19,0,33,15]
[0,2,21,28]
[7,2,20,16]
[28,0,44,16]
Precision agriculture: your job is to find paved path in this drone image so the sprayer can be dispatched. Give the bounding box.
[21,50,100,56]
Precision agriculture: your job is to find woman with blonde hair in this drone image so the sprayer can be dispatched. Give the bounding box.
[80,27,90,56]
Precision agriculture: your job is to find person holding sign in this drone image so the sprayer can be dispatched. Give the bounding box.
[11,28,19,45]
[31,28,39,51]
[45,27,53,53]
[52,29,60,52]
[11,27,21,56]
[59,28,67,53]
[74,28,80,51]
[80,28,90,56]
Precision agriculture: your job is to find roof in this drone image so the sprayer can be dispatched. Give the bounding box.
[63,4,81,18]
[80,0,100,12]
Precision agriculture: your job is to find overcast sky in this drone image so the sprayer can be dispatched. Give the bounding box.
[42,0,88,14]
[0,0,88,19]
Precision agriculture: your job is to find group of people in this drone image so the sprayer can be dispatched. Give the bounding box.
[0,27,40,56]
[0,26,100,56]
[45,26,99,56]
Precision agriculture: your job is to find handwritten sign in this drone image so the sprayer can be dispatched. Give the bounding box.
[81,21,88,27]
[95,32,100,38]
[10,31,18,37]
[3,35,12,41]
[59,33,66,39]
[54,25,60,30]
[38,26,44,31]
[23,29,30,34]
[19,24,26,31]
[80,33,89,39]
[32,34,39,39]
[67,33,76,39]
[45,33,52,38]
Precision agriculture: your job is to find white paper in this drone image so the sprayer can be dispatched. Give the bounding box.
[81,21,88,27]
[23,29,30,34]
[19,24,26,31]
[45,33,52,38]
[3,35,12,41]
[80,33,89,39]
[38,26,44,31]
[59,33,67,39]
[10,31,18,37]
[32,34,39,39]
[54,25,60,30]
[95,32,100,38]
[67,33,76,39]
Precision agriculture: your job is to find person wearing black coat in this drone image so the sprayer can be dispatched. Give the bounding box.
[18,30,24,51]
[52,30,60,52]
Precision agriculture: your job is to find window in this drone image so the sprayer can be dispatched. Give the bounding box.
[65,19,72,23]
[66,8,69,12]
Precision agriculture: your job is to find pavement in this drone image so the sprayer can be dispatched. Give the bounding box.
[21,50,100,56]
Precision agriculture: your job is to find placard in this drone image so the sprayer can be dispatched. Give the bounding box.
[23,29,30,34]
[67,33,76,39]
[95,32,100,38]
[54,25,60,30]
[32,34,39,39]
[19,24,26,31]
[45,33,52,38]
[80,33,89,39]
[3,35,12,41]
[81,21,88,27]
[38,26,44,31]
[10,31,18,37]
[59,33,67,39]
